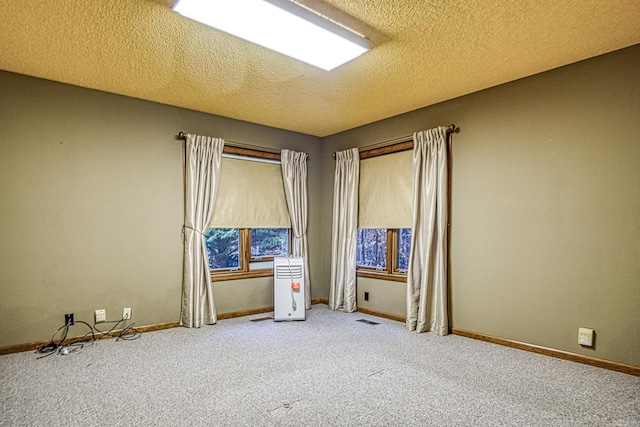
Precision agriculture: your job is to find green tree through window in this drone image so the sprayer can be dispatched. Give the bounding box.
[357,228,387,269]
[251,228,289,258]
[357,228,411,277]
[205,228,291,277]
[205,228,240,270]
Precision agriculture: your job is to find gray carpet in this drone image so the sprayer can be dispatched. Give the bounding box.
[1,305,638,426]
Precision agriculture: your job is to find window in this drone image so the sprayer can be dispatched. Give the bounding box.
[356,228,411,281]
[356,141,413,282]
[356,228,387,269]
[395,228,411,272]
[206,228,240,270]
[206,227,291,279]
[250,228,290,260]
[205,146,292,281]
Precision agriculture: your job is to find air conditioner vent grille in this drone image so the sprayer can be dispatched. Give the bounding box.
[275,265,303,279]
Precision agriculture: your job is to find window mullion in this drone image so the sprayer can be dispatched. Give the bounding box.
[241,228,251,272]
[393,229,399,273]
[289,229,294,256]
[386,229,394,273]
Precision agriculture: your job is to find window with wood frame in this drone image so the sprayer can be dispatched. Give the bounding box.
[356,142,412,282]
[205,146,292,281]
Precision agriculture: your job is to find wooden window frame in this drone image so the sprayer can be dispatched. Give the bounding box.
[208,146,292,281]
[356,229,392,273]
[356,140,412,282]
[248,228,294,263]
[356,229,408,283]
[209,228,293,282]
[391,228,410,275]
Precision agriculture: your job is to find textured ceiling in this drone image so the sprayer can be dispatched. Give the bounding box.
[1,0,639,137]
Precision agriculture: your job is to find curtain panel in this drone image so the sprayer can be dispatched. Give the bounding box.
[280,149,311,309]
[180,134,224,328]
[329,148,359,312]
[406,127,449,335]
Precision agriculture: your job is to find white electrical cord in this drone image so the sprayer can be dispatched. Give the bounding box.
[286,256,297,312]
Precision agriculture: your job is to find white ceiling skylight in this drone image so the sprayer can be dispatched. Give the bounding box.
[172,0,369,71]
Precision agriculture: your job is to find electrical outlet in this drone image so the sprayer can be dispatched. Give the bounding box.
[64,313,74,326]
[123,307,132,320]
[95,309,106,323]
[578,327,594,347]
[364,292,369,301]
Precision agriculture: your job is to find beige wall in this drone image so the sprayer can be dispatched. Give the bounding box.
[321,45,640,366]
[2,44,639,367]
[0,71,322,347]
[356,278,405,318]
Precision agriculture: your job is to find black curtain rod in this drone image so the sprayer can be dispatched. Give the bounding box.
[177,132,262,148]
[332,123,456,159]
[176,132,282,155]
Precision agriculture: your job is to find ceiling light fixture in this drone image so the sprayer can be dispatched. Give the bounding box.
[172,0,369,71]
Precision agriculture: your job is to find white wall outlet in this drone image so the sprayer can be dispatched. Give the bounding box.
[578,327,594,347]
[123,307,132,320]
[95,309,106,323]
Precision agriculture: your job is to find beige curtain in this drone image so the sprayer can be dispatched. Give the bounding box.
[280,149,311,309]
[329,148,359,312]
[180,134,224,328]
[406,127,449,335]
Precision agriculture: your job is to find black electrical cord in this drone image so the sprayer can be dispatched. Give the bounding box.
[93,318,126,339]
[35,323,70,359]
[117,323,141,341]
[94,317,142,341]
[60,320,96,354]
[36,315,140,360]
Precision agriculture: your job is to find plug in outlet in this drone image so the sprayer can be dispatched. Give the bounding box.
[64,313,74,326]
[95,309,106,323]
[123,307,132,320]
[578,327,594,347]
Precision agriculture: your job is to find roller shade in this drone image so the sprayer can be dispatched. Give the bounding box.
[209,157,291,228]
[358,150,412,228]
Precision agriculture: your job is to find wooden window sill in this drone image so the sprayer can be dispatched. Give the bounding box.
[211,269,273,282]
[357,271,407,283]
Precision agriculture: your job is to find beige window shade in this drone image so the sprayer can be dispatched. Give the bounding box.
[358,150,412,228]
[209,157,291,228]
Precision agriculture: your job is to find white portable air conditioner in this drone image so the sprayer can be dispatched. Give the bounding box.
[273,256,305,321]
